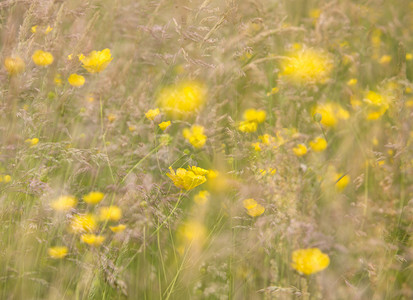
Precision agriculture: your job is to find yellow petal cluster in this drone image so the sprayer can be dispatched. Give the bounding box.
[99,205,122,221]
[83,191,104,205]
[81,48,113,73]
[238,108,266,133]
[312,102,349,127]
[110,224,126,233]
[145,108,160,120]
[4,56,25,75]
[243,198,265,217]
[48,246,68,259]
[183,125,207,148]
[81,234,105,246]
[32,50,54,66]
[158,121,171,131]
[167,166,208,190]
[291,248,330,275]
[70,214,97,234]
[51,195,77,211]
[194,190,210,205]
[68,73,85,87]
[309,137,327,152]
[293,144,307,156]
[363,90,390,120]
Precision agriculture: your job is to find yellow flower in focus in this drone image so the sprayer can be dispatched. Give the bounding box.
[243,109,266,124]
[68,73,85,87]
[159,121,171,131]
[183,125,207,148]
[281,48,333,83]
[110,224,126,233]
[51,195,77,211]
[4,56,25,75]
[48,246,68,259]
[291,248,330,275]
[243,198,265,217]
[145,108,160,120]
[70,214,97,234]
[194,190,210,205]
[309,137,327,152]
[293,144,307,156]
[335,173,350,191]
[238,121,258,133]
[81,48,113,73]
[157,81,207,119]
[25,138,39,146]
[32,50,54,66]
[83,191,104,205]
[99,205,122,222]
[81,234,105,246]
[167,166,207,190]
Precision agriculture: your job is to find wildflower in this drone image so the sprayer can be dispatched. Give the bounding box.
[312,103,349,127]
[243,109,266,124]
[32,50,54,66]
[99,205,122,222]
[4,56,25,75]
[31,25,37,33]
[48,246,68,259]
[25,138,39,146]
[167,166,208,190]
[68,73,85,87]
[346,78,357,86]
[335,173,350,190]
[238,121,258,133]
[158,121,171,131]
[293,144,307,156]
[252,142,261,151]
[107,114,116,122]
[110,224,126,233]
[243,198,265,217]
[281,48,333,83]
[183,125,207,148]
[258,134,274,145]
[45,25,53,34]
[309,137,327,152]
[51,195,77,211]
[67,54,73,60]
[406,53,413,61]
[157,81,207,119]
[194,190,210,205]
[81,234,105,246]
[379,55,392,65]
[81,48,113,73]
[1,175,12,183]
[83,191,104,205]
[70,214,97,234]
[291,248,330,275]
[78,54,85,61]
[266,87,279,96]
[177,220,206,245]
[363,90,390,120]
[145,108,160,121]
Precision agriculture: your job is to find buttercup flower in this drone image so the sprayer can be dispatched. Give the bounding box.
[363,90,390,120]
[159,121,171,131]
[51,195,77,211]
[4,56,25,75]
[177,220,207,245]
[243,198,265,217]
[83,191,104,205]
[81,234,105,246]
[70,214,97,234]
[99,205,122,222]
[110,224,126,233]
[293,144,307,156]
[183,125,207,148]
[145,108,160,120]
[309,137,327,152]
[167,166,208,190]
[194,190,210,205]
[335,173,350,191]
[25,138,39,146]
[48,246,68,259]
[312,102,349,127]
[32,50,54,66]
[243,109,266,124]
[81,48,113,73]
[157,81,207,119]
[291,248,330,275]
[238,121,258,133]
[68,73,85,87]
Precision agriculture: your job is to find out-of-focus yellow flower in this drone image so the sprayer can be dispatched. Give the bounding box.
[70,214,97,234]
[238,120,257,133]
[78,54,85,61]
[31,25,37,33]
[107,113,116,122]
[145,108,160,120]
[4,56,25,75]
[81,234,105,246]
[309,137,327,152]
[243,109,266,124]
[363,90,390,120]
[159,121,171,131]
[291,248,330,275]
[346,78,357,86]
[281,48,333,83]
[379,55,392,65]
[1,175,12,183]
[51,195,77,211]
[99,205,122,222]
[406,53,413,61]
[194,190,210,205]
[335,173,350,190]
[157,81,207,119]
[83,191,104,205]
[258,134,275,145]
[167,166,208,190]
[68,73,85,87]
[45,25,53,34]
[177,220,206,245]
[32,50,54,66]
[183,125,207,148]
[312,102,349,127]
[25,138,39,146]
[259,168,277,176]
[293,144,307,156]
[252,142,261,152]
[266,87,279,96]
[110,224,126,233]
[81,48,113,73]
[54,74,62,86]
[48,246,68,259]
[243,198,265,217]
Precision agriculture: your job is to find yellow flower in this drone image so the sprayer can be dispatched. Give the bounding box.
[266,87,279,96]
[51,195,77,211]
[258,134,275,145]
[335,173,350,191]
[70,214,97,234]
[309,137,327,152]
[243,109,266,124]
[183,125,207,148]
[243,198,265,217]
[31,25,37,33]
[406,53,413,61]
[167,166,207,190]
[238,121,258,133]
[194,190,210,205]
[2,175,12,183]
[99,205,122,222]
[48,246,68,259]
[363,91,389,120]
[83,191,104,205]
[312,103,349,127]
[110,224,126,233]
[252,142,261,152]
[281,48,333,83]
[379,55,392,65]
[107,114,116,122]
[145,108,160,120]
[177,220,206,245]
[45,25,53,34]
[25,138,39,146]
[346,78,357,86]
[81,48,113,73]
[81,234,105,246]
[291,248,330,275]
[4,56,25,75]
[157,81,207,119]
[32,50,54,66]
[54,74,62,86]
[68,73,85,87]
[159,121,171,131]
[293,144,307,156]
[78,54,85,61]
